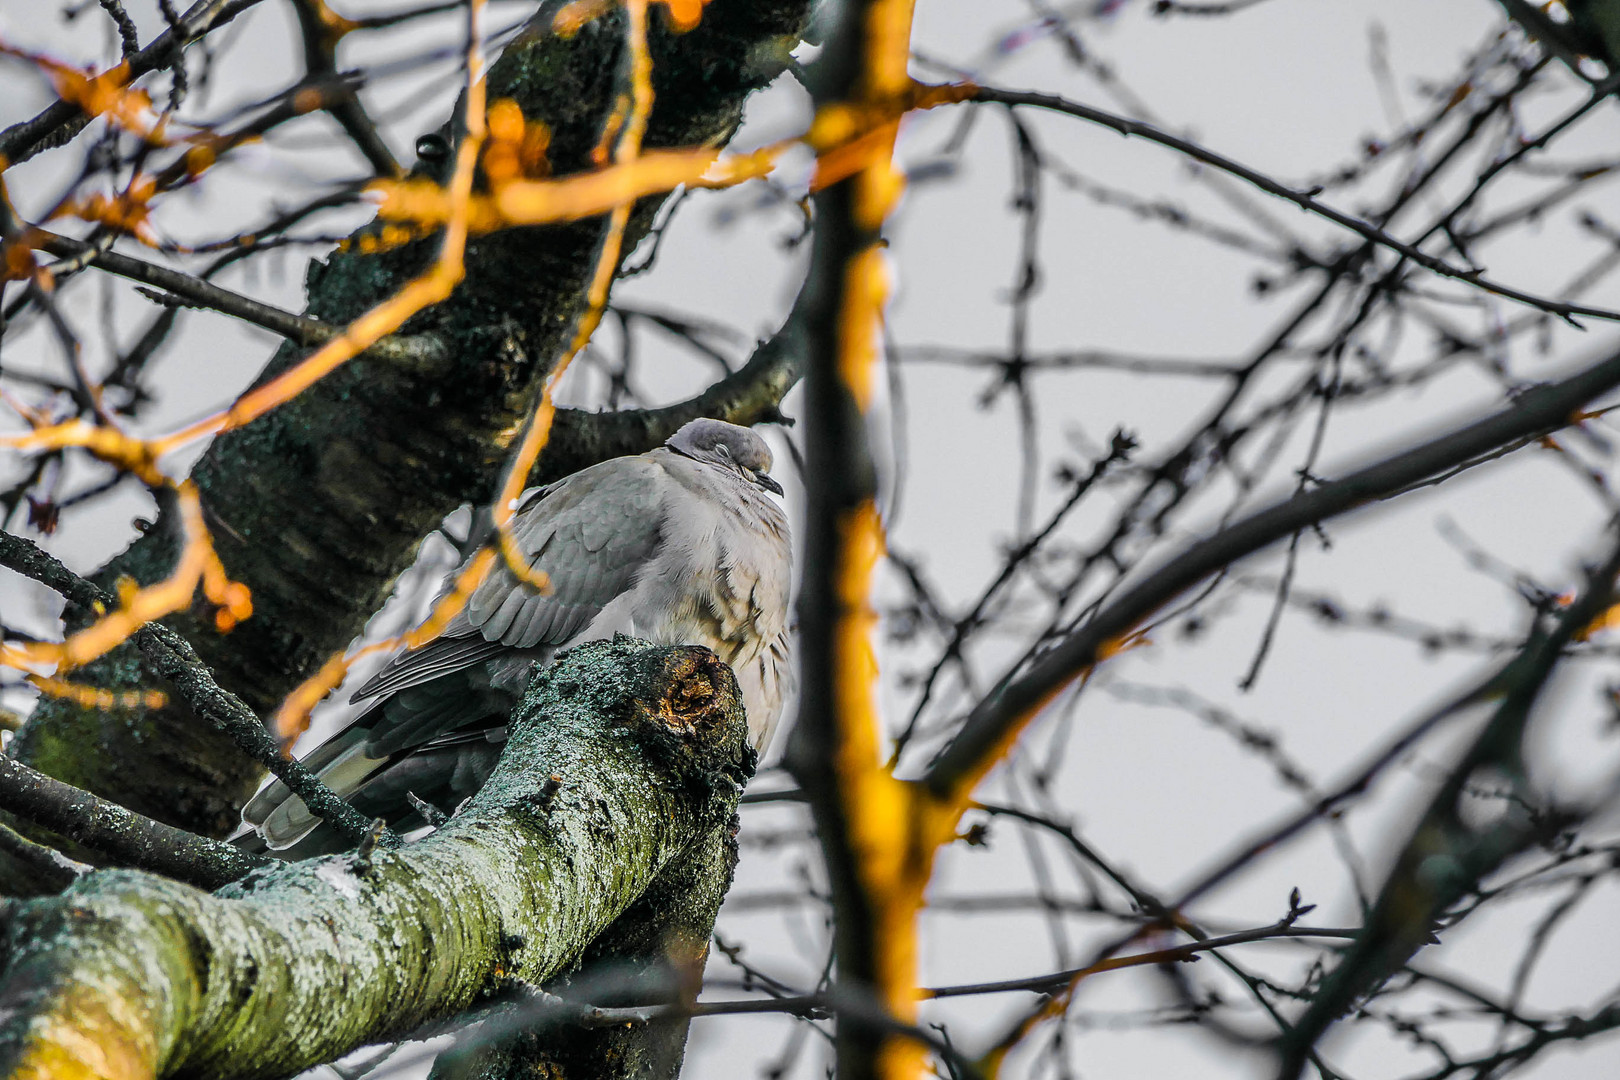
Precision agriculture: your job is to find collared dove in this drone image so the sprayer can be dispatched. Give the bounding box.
[240,418,792,856]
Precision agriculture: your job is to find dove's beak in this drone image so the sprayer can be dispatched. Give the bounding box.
[754,472,784,496]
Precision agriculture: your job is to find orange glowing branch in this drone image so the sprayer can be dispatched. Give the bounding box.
[266,0,509,743]
[28,674,167,711]
[816,10,925,1079]
[306,0,361,40]
[0,480,249,676]
[272,649,357,744]
[828,503,947,1080]
[372,143,781,236]
[2,418,155,483]
[806,80,977,195]
[52,173,161,245]
[373,78,972,240]
[0,47,165,143]
[809,5,1009,1079]
[863,0,916,99]
[0,388,251,676]
[552,0,614,35]
[484,216,631,588]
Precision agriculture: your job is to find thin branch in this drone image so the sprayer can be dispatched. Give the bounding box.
[1273,529,1620,1079]
[0,0,262,165]
[0,753,265,889]
[926,342,1620,796]
[534,298,805,484]
[925,923,1361,999]
[971,85,1620,325]
[34,233,446,369]
[288,0,402,177]
[0,529,388,850]
[1151,0,1281,14]
[95,0,142,58]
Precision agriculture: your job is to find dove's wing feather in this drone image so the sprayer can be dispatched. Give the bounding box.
[347,636,508,703]
[465,458,667,649]
[348,459,667,709]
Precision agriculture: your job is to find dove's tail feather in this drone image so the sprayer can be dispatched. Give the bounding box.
[233,683,511,860]
[238,726,392,852]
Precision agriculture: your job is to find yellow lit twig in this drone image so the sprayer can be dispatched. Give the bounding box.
[0,390,250,677]
[0,46,165,144]
[28,674,167,711]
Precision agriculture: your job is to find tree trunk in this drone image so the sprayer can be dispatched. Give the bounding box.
[0,639,755,1080]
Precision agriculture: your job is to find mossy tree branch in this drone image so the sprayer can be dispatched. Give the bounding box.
[431,819,744,1080]
[0,639,754,1080]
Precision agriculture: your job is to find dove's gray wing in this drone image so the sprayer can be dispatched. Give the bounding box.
[462,457,668,649]
[344,456,669,755]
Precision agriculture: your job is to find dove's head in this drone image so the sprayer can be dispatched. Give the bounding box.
[667,419,784,495]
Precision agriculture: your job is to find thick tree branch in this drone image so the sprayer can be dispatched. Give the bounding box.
[0,754,265,891]
[0,639,753,1080]
[539,297,806,482]
[433,810,745,1079]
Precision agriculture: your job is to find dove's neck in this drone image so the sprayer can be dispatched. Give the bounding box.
[651,448,789,540]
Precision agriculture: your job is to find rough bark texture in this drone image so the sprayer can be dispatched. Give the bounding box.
[8,0,811,847]
[0,639,754,1080]
[432,821,742,1080]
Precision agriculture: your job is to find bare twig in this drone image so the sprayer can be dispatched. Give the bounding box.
[928,343,1620,795]
[0,753,265,888]
[971,85,1620,325]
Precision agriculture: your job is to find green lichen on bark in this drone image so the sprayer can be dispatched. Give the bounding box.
[0,640,753,1080]
[434,805,746,1080]
[8,0,812,848]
